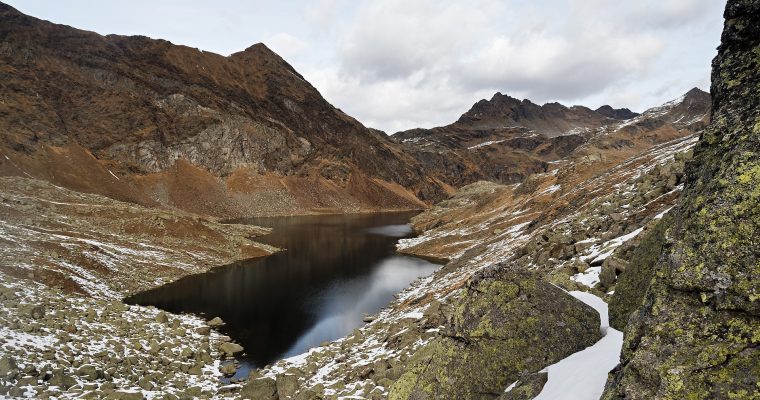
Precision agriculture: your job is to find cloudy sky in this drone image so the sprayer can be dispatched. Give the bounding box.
[8,0,726,133]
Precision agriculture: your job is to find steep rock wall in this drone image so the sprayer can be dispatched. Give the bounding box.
[602,1,760,398]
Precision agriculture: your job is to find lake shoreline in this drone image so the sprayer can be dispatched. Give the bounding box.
[126,212,440,377]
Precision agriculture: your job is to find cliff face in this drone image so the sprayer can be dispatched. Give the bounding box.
[0,3,447,217]
[603,1,760,398]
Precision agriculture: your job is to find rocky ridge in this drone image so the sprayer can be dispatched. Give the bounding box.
[454,92,627,135]
[393,88,709,188]
[0,2,446,218]
[603,1,760,398]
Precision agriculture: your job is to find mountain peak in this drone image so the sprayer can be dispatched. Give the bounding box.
[683,87,710,101]
[595,105,639,120]
[241,42,273,54]
[489,92,521,103]
[231,42,280,59]
[228,41,306,80]
[0,2,21,15]
[455,92,619,136]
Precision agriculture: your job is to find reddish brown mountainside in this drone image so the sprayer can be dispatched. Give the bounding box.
[394,88,710,187]
[0,3,449,217]
[455,92,625,135]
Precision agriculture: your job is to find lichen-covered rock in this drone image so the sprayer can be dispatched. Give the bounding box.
[276,373,299,398]
[602,1,760,398]
[388,264,600,400]
[47,368,77,389]
[0,356,18,379]
[607,216,671,331]
[497,372,548,400]
[240,377,278,400]
[600,256,628,289]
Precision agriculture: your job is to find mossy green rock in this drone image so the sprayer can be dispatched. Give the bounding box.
[608,215,672,331]
[240,377,278,400]
[389,264,600,400]
[603,1,760,398]
[497,372,548,400]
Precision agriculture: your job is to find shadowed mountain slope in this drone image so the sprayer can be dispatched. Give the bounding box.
[0,2,448,217]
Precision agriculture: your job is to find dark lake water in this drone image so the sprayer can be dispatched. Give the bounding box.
[125,212,440,377]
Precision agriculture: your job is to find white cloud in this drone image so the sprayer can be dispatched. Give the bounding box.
[304,0,346,32]
[6,0,726,132]
[265,33,308,61]
[337,0,500,82]
[306,0,725,132]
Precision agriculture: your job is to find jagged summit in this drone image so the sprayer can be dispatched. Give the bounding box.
[595,105,639,120]
[393,87,709,189]
[454,92,628,137]
[685,86,709,97]
[240,42,272,53]
[231,42,284,61]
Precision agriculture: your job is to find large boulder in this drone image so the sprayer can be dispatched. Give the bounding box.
[276,373,299,398]
[0,356,17,378]
[240,377,278,400]
[389,264,600,399]
[602,1,760,398]
[48,369,77,389]
[219,342,244,356]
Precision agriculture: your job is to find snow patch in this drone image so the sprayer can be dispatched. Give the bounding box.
[571,266,601,288]
[534,291,623,400]
[541,184,562,195]
[468,140,505,150]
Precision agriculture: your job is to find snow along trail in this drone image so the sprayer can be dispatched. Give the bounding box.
[532,291,623,400]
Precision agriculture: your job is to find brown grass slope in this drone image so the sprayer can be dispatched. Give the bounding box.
[0,2,446,217]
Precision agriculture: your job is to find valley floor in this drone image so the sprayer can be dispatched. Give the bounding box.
[0,132,698,399]
[251,134,698,399]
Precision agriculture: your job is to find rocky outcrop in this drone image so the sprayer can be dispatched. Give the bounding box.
[602,1,760,398]
[453,92,613,136]
[0,2,446,217]
[388,264,600,399]
[607,216,671,331]
[595,105,639,120]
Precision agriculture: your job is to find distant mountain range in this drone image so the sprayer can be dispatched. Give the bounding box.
[0,2,710,217]
[393,88,710,187]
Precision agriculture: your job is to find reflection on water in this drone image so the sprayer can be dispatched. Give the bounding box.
[126,212,439,376]
[364,224,414,237]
